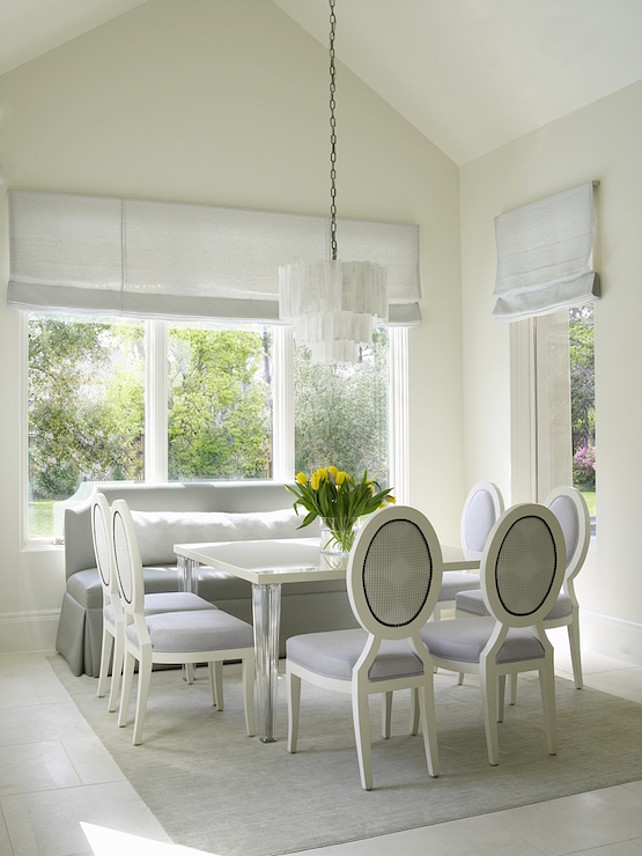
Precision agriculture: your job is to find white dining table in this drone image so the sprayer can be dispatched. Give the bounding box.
[174,537,480,743]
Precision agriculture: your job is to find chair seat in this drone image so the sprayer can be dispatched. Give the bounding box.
[127,609,253,654]
[143,591,218,614]
[456,589,573,622]
[103,591,217,626]
[420,617,546,664]
[287,628,425,682]
[438,571,481,602]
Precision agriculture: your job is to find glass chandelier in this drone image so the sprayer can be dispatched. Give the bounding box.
[279,0,388,364]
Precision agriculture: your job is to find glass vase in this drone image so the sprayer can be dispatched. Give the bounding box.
[320,517,360,556]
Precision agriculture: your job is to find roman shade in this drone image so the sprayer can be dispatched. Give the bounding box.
[492,182,600,322]
[7,190,421,325]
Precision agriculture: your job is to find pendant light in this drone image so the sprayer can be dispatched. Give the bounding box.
[278,0,388,364]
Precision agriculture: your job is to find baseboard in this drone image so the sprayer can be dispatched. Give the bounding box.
[0,609,60,653]
[582,610,642,667]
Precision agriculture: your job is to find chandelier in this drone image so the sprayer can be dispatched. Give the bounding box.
[279,0,388,364]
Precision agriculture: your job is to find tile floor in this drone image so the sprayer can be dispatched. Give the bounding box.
[1,632,641,856]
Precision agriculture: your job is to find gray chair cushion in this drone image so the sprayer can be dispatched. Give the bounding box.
[128,609,253,654]
[456,589,573,622]
[287,628,425,682]
[68,566,182,609]
[143,592,217,614]
[438,571,481,602]
[420,617,545,664]
[544,592,573,620]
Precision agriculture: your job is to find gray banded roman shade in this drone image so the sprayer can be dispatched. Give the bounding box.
[492,182,599,322]
[7,190,422,325]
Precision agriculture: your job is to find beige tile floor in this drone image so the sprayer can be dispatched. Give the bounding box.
[0,632,641,856]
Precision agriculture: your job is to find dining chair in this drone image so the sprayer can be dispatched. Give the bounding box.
[455,485,590,699]
[92,493,220,712]
[433,480,504,619]
[286,505,443,790]
[111,498,256,745]
[420,503,566,766]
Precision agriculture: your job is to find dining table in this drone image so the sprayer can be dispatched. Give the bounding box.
[174,536,480,743]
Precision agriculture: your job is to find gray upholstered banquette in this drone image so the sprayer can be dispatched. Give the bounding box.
[55,481,357,676]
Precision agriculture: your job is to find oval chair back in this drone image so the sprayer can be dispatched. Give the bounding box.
[348,504,443,640]
[545,486,590,586]
[91,493,119,610]
[111,498,146,626]
[92,492,124,708]
[460,480,505,555]
[481,503,566,630]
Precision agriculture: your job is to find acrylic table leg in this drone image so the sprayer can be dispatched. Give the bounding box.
[177,555,196,592]
[252,583,282,743]
[177,554,196,682]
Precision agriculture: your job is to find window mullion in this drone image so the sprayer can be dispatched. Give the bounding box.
[272,326,294,482]
[389,327,409,504]
[145,319,168,482]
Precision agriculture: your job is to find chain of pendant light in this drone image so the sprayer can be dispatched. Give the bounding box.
[329,0,338,262]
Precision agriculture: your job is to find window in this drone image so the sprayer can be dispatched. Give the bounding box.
[511,305,596,531]
[26,314,399,541]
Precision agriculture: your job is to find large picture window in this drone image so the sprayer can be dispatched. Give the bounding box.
[26,314,397,541]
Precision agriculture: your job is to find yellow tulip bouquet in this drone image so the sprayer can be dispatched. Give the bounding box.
[286,465,395,553]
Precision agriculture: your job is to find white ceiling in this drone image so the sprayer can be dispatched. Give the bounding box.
[2,0,642,164]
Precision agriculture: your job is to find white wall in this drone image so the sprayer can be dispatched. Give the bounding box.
[0,0,464,652]
[461,80,642,664]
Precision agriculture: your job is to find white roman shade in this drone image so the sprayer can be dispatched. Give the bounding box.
[492,182,600,322]
[7,190,421,325]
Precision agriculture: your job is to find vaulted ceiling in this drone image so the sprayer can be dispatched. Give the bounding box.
[2,0,642,164]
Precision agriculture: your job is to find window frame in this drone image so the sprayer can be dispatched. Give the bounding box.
[21,315,408,547]
[510,311,596,536]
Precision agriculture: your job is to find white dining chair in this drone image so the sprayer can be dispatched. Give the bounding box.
[456,486,590,700]
[92,493,221,712]
[286,505,443,790]
[111,498,256,745]
[421,503,566,765]
[433,480,504,619]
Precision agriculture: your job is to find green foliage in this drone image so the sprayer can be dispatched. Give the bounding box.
[569,306,595,453]
[294,329,389,485]
[28,317,144,500]
[167,328,271,480]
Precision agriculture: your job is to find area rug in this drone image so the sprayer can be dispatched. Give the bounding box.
[49,654,642,856]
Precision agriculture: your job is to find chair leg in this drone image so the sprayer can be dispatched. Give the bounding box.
[539,663,558,756]
[382,691,392,738]
[207,661,223,709]
[480,669,499,766]
[96,630,114,699]
[567,619,584,689]
[352,682,373,791]
[287,671,301,753]
[418,682,439,777]
[132,649,153,745]
[118,651,135,728]
[497,675,506,722]
[108,629,124,713]
[242,655,256,737]
[409,686,420,735]
[457,672,465,685]
[509,673,518,706]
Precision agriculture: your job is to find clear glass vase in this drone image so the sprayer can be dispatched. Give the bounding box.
[320,518,359,556]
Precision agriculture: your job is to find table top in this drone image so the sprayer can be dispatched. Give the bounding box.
[174,537,480,586]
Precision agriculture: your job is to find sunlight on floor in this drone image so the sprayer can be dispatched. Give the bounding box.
[80,822,214,856]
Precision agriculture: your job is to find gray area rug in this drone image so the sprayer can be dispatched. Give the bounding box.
[50,654,642,856]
